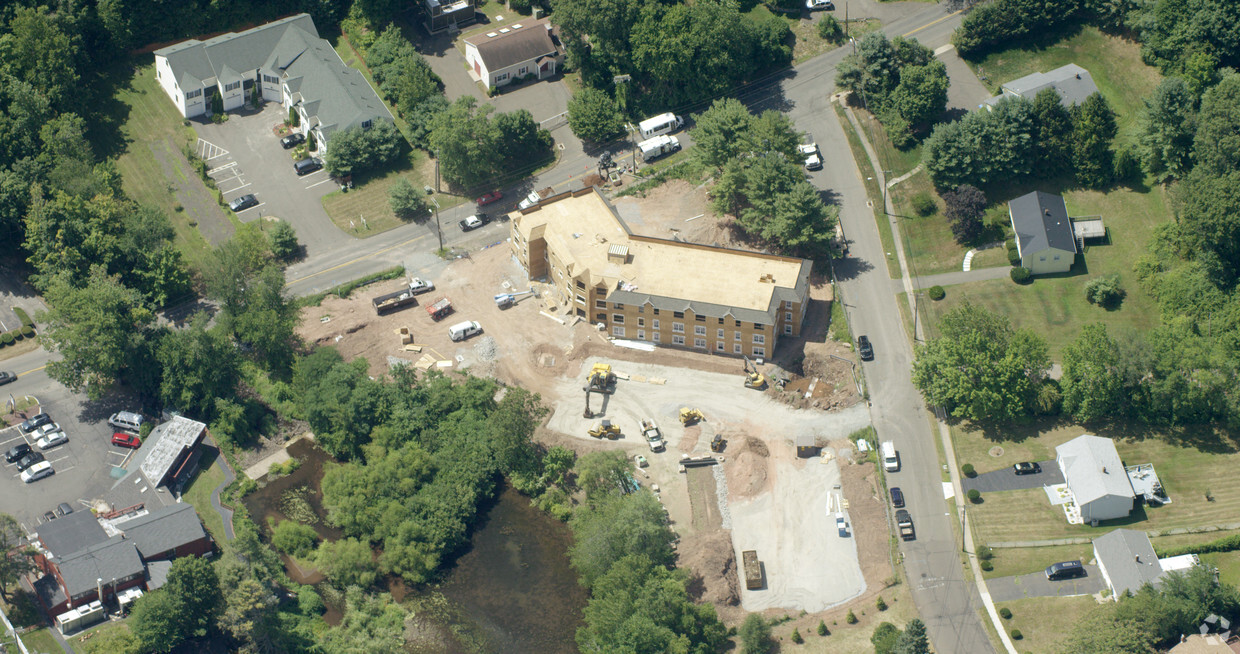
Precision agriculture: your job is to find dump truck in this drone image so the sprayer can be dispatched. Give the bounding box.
[640,419,665,453]
[588,420,621,440]
[425,296,453,321]
[742,550,763,590]
[371,289,418,315]
[637,135,681,163]
[896,509,916,541]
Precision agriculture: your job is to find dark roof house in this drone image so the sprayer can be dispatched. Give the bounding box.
[1008,191,1078,274]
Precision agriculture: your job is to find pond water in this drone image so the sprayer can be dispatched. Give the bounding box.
[242,440,584,653]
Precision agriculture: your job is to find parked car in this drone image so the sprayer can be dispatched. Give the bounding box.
[5,443,32,463]
[35,423,61,437]
[857,335,874,361]
[21,461,54,483]
[16,451,45,473]
[459,213,489,232]
[0,371,16,385]
[37,430,68,450]
[293,158,322,176]
[476,190,503,206]
[806,0,834,8]
[56,502,73,517]
[517,191,542,210]
[1013,462,1042,475]
[890,487,905,508]
[280,132,305,149]
[408,278,435,295]
[20,413,52,433]
[228,193,259,212]
[43,511,56,523]
[798,143,823,171]
[1045,560,1086,580]
[112,433,141,449]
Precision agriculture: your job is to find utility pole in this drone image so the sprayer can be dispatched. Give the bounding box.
[613,74,635,171]
[431,197,443,252]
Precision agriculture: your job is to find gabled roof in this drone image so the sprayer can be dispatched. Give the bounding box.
[464,19,558,72]
[1056,435,1135,505]
[1009,191,1077,257]
[1094,528,1164,596]
[155,14,318,92]
[55,536,145,598]
[116,503,208,559]
[984,64,1099,108]
[36,511,107,559]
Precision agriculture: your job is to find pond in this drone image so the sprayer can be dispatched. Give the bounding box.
[242,440,585,653]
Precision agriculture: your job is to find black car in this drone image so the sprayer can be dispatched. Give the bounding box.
[56,502,74,517]
[857,335,874,361]
[890,487,905,508]
[20,412,52,433]
[294,157,322,176]
[0,371,16,385]
[228,193,259,212]
[16,451,44,472]
[280,132,305,149]
[458,213,488,232]
[1013,462,1042,475]
[43,511,56,523]
[5,442,31,463]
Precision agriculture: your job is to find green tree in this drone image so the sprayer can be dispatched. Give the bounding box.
[164,557,222,639]
[1084,274,1125,307]
[0,515,34,602]
[320,589,408,654]
[894,618,930,654]
[567,86,626,143]
[1031,87,1074,176]
[493,108,553,172]
[218,577,279,654]
[230,265,300,373]
[271,520,319,557]
[1137,77,1197,178]
[713,154,837,255]
[911,303,1051,421]
[923,97,1036,189]
[0,7,81,112]
[693,98,761,170]
[569,492,676,588]
[942,184,987,244]
[1072,93,1118,187]
[130,590,189,653]
[428,97,500,188]
[1061,323,1125,422]
[388,177,427,219]
[574,450,632,501]
[1175,168,1240,284]
[324,121,403,178]
[890,59,949,127]
[871,621,902,654]
[156,316,241,420]
[817,14,843,43]
[266,220,299,261]
[739,613,774,654]
[316,537,379,589]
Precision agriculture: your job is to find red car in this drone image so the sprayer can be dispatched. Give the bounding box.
[475,190,503,206]
[112,433,141,449]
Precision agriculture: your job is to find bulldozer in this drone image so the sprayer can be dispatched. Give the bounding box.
[710,434,726,453]
[743,356,768,390]
[588,420,621,440]
[583,363,617,418]
[679,407,705,426]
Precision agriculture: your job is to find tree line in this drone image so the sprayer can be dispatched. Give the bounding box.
[835,33,949,148]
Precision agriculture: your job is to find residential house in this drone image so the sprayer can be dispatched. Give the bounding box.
[154,14,393,153]
[510,187,812,359]
[463,19,562,89]
[418,0,477,34]
[1056,434,1136,523]
[983,63,1099,110]
[1093,528,1168,598]
[1009,191,1077,274]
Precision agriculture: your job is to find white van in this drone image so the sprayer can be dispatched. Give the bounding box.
[881,441,899,472]
[109,411,146,433]
[638,112,684,140]
[448,320,482,342]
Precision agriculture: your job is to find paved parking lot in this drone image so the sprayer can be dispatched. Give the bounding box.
[964,460,1063,494]
[192,103,342,256]
[988,565,1105,602]
[0,266,45,334]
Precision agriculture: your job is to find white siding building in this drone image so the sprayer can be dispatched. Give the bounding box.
[463,19,562,90]
[1056,435,1136,523]
[1009,191,1078,275]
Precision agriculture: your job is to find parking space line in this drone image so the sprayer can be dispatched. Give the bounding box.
[196,138,230,161]
[207,161,238,175]
[0,435,28,447]
[234,202,265,214]
[222,182,253,194]
[306,177,335,189]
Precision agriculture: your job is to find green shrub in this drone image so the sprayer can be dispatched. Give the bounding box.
[1005,239,1016,252]
[10,330,21,341]
[271,520,318,558]
[1010,267,1032,284]
[962,463,975,477]
[977,545,993,560]
[509,0,532,13]
[0,333,13,346]
[298,586,325,615]
[791,628,803,644]
[817,620,828,636]
[876,596,887,611]
[1084,274,1124,307]
[1008,249,1022,266]
[12,307,32,327]
[1157,532,1240,558]
[911,192,936,216]
[928,285,945,301]
[846,610,858,624]
[967,489,982,503]
[1010,629,1022,640]
[999,607,1012,619]
[817,15,844,43]
[307,130,317,151]
[980,559,993,571]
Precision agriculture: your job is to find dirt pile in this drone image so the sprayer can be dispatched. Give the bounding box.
[678,530,740,610]
[726,436,772,501]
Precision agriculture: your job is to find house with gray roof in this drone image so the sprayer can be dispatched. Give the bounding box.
[464,19,562,89]
[1056,434,1136,523]
[1009,191,1077,274]
[983,63,1099,110]
[154,14,392,153]
[1093,529,1166,597]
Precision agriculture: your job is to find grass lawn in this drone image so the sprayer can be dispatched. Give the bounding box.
[20,628,62,654]
[786,16,881,64]
[833,103,901,278]
[955,421,1240,545]
[994,595,1095,653]
[113,65,216,268]
[969,246,1009,270]
[968,26,1162,147]
[1202,551,1240,589]
[983,542,1095,579]
[854,109,923,179]
[320,151,471,238]
[182,447,228,547]
[895,171,985,277]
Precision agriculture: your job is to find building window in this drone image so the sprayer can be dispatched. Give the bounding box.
[694,338,706,349]
[695,314,706,322]
[653,308,660,315]
[1039,256,1046,262]
[673,335,685,345]
[185,89,202,99]
[638,305,645,313]
[576,280,585,290]
[519,66,528,75]
[576,294,586,304]
[718,317,724,324]
[653,319,660,330]
[755,323,766,331]
[362,119,373,129]
[613,303,624,310]
[717,328,724,339]
[734,344,742,354]
[753,346,765,358]
[224,81,240,91]
[595,313,606,322]
[734,332,741,341]
[613,314,624,324]
[785,324,792,335]
[673,323,685,333]
[638,318,645,327]
[595,299,606,308]
[637,330,645,340]
[694,325,706,336]
[673,311,685,319]
[716,342,725,352]
[263,74,278,84]
[1053,254,1060,261]
[786,300,794,309]
[785,312,792,321]
[753,334,766,345]
[612,326,625,337]
[735,320,742,327]
[652,332,660,342]
[495,73,509,82]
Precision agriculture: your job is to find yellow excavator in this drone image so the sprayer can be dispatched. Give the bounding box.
[679,407,704,426]
[584,363,617,418]
[588,420,621,439]
[743,356,767,390]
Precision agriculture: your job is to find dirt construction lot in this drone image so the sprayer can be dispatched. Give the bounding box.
[295,186,884,622]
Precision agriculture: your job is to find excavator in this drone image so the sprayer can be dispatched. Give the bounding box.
[583,363,617,418]
[743,356,767,390]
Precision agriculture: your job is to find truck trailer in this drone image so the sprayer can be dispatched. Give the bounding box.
[637,135,681,163]
[372,289,418,315]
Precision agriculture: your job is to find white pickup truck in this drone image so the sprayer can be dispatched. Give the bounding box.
[640,419,665,452]
[798,143,823,171]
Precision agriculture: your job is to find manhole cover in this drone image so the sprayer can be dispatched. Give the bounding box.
[989,446,1004,458]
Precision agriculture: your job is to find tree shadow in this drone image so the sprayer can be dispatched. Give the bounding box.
[830,252,875,282]
[86,57,147,161]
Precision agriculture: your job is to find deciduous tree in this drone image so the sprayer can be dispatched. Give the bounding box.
[567,86,626,143]
[0,515,34,602]
[388,177,427,219]
[942,184,987,244]
[1061,323,1125,422]
[1193,74,1240,175]
[569,492,676,588]
[156,316,241,420]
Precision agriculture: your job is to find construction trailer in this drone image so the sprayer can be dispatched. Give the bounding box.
[372,289,418,315]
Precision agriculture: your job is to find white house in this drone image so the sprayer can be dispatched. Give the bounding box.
[983,63,1099,110]
[463,19,562,90]
[153,14,392,154]
[1093,529,1169,598]
[1009,191,1078,275]
[1056,434,1136,523]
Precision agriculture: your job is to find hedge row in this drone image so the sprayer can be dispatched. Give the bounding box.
[1157,533,1240,558]
[0,309,36,346]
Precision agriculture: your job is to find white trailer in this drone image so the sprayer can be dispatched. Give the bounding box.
[637,135,681,162]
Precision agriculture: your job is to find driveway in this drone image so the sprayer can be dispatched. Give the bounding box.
[988,566,1105,602]
[964,460,1063,494]
[938,45,994,115]
[191,103,344,257]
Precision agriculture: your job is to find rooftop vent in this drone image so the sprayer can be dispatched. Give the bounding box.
[499,28,511,33]
[512,23,524,29]
[1045,209,1052,216]
[486,32,498,37]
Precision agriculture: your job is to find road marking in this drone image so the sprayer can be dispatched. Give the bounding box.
[0,435,26,447]
[305,177,335,189]
[207,161,238,175]
[934,43,955,56]
[17,364,46,376]
[219,182,251,194]
[902,9,964,38]
[285,232,433,287]
[233,202,265,213]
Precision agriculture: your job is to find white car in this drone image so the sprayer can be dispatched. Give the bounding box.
[806,0,834,9]
[517,191,542,210]
[37,431,68,450]
[36,422,61,437]
[21,461,54,483]
[408,278,435,294]
[798,143,823,171]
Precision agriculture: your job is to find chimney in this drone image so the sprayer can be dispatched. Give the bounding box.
[1075,74,1081,79]
[1134,554,1141,563]
[1102,466,1108,473]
